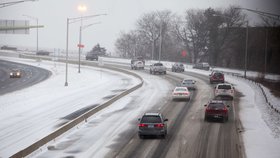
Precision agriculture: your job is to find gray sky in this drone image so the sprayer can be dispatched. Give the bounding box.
[0,0,279,54]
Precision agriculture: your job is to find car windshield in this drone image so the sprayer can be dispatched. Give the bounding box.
[141,116,162,123]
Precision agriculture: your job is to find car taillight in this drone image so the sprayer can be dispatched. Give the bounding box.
[154,123,164,128]
[223,107,228,113]
[183,92,189,95]
[206,107,211,112]
[138,123,148,127]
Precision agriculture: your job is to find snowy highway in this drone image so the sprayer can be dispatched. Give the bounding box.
[0,59,51,95]
[0,55,279,158]
[0,57,140,157]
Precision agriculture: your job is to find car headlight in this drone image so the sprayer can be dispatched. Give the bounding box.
[10,73,13,75]
[17,72,20,75]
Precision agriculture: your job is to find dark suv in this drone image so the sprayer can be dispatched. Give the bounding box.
[204,100,229,122]
[209,71,224,84]
[138,113,168,139]
[86,53,98,60]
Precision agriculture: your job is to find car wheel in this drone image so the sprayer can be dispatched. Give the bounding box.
[222,117,227,123]
[161,134,166,139]
[204,116,208,121]
[139,134,144,139]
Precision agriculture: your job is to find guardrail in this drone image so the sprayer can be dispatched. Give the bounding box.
[219,70,280,115]
[11,54,144,158]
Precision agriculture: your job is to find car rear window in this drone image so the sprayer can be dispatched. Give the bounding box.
[183,80,193,83]
[141,116,162,123]
[217,85,231,89]
[154,63,163,66]
[209,103,225,108]
[175,88,187,91]
[214,73,223,77]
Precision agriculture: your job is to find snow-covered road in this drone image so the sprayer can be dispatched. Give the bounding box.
[0,55,279,158]
[0,57,140,157]
[36,69,172,158]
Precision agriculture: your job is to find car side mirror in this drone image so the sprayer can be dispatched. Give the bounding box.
[138,118,141,121]
[227,105,230,108]
[164,118,168,122]
[214,86,216,89]
[204,104,207,107]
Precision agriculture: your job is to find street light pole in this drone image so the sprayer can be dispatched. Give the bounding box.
[159,23,162,62]
[64,13,106,86]
[244,21,248,78]
[65,18,69,86]
[77,4,87,73]
[78,18,83,73]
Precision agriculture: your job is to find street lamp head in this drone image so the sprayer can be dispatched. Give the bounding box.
[78,4,87,12]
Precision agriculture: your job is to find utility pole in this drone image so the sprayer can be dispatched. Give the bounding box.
[159,23,163,62]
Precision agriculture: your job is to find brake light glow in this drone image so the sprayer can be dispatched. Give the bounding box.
[138,123,148,127]
[154,123,164,128]
[223,107,228,113]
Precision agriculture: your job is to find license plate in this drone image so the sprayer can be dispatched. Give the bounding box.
[214,115,220,118]
[148,125,154,128]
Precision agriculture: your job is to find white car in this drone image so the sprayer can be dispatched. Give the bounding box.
[214,83,234,100]
[181,79,196,90]
[172,87,190,101]
[150,63,167,74]
[131,60,144,70]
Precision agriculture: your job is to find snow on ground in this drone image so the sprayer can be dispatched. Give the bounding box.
[0,57,140,157]
[1,53,280,157]
[101,56,280,158]
[184,68,280,158]
[34,68,173,158]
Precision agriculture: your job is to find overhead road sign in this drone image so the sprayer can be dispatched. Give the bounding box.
[0,19,43,34]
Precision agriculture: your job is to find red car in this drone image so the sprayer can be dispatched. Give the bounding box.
[209,71,224,84]
[204,100,229,122]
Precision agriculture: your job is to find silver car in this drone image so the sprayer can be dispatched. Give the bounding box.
[181,79,196,90]
[138,112,168,139]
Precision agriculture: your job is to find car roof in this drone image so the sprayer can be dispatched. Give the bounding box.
[183,79,193,81]
[144,112,161,116]
[216,83,232,86]
[209,100,224,104]
[212,71,223,74]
